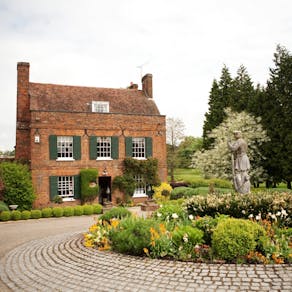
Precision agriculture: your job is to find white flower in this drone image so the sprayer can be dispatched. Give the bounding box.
[172,213,179,219]
[271,214,277,220]
[276,211,281,216]
[281,208,287,217]
[255,213,261,221]
[242,210,246,214]
[188,214,194,220]
[248,214,254,219]
[183,233,188,243]
[156,212,162,217]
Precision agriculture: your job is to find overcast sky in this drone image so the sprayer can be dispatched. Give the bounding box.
[0,0,291,151]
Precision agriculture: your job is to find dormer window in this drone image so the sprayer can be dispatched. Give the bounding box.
[92,101,109,113]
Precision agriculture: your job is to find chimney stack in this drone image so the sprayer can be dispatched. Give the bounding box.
[142,73,153,98]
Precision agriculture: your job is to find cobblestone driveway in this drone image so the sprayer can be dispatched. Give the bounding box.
[1,231,291,291]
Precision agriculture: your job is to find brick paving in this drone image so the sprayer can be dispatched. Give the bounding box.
[0,231,291,292]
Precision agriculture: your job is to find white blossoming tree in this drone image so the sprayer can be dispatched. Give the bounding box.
[192,108,270,184]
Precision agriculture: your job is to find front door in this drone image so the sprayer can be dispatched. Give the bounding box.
[98,176,111,204]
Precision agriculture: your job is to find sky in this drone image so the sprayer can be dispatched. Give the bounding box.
[0,0,291,151]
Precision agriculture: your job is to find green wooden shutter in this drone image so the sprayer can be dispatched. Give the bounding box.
[74,175,81,199]
[73,136,81,160]
[49,135,58,160]
[145,137,153,158]
[111,136,119,159]
[125,137,133,157]
[49,176,58,201]
[89,136,97,160]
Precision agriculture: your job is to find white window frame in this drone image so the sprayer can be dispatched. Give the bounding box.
[133,174,147,198]
[132,137,146,159]
[57,136,74,161]
[92,101,109,113]
[58,176,75,201]
[96,137,112,160]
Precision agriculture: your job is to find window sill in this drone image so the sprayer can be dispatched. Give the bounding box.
[132,193,148,198]
[62,197,75,202]
[133,157,146,160]
[56,158,75,162]
[96,158,113,161]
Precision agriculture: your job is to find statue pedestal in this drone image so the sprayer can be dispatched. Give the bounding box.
[140,199,159,212]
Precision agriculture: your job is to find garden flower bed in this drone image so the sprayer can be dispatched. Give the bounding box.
[84,192,292,264]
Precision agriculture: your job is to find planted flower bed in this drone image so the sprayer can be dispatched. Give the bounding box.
[84,191,292,264]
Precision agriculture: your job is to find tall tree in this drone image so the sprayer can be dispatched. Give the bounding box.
[166,117,185,182]
[230,65,256,112]
[261,45,292,188]
[202,65,233,149]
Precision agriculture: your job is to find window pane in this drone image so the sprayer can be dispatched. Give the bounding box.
[97,137,111,158]
[92,101,109,113]
[134,175,146,195]
[58,176,74,198]
[132,138,145,158]
[57,136,73,158]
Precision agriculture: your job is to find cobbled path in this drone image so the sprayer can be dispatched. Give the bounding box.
[0,232,291,292]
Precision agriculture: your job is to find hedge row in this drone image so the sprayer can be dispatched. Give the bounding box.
[0,204,103,222]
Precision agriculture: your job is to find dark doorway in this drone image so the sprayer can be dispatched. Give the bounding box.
[98,176,111,204]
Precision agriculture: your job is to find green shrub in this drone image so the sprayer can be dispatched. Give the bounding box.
[0,162,36,210]
[80,169,99,203]
[152,204,187,225]
[92,203,103,214]
[11,210,22,220]
[112,175,136,199]
[52,207,64,217]
[212,218,266,262]
[83,204,94,215]
[110,217,155,256]
[100,207,131,222]
[74,206,84,216]
[170,187,199,200]
[63,206,74,217]
[41,208,53,218]
[0,201,9,212]
[0,210,11,221]
[31,209,42,219]
[21,210,31,220]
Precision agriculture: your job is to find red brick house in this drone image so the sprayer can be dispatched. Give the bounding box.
[15,62,167,208]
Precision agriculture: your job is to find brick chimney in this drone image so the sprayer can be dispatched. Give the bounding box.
[15,62,31,162]
[142,73,153,98]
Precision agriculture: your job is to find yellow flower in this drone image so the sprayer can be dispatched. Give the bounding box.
[110,218,120,229]
[143,248,149,255]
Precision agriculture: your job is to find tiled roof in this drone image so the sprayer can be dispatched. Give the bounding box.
[29,82,161,115]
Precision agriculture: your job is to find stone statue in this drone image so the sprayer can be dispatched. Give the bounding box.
[227,131,251,194]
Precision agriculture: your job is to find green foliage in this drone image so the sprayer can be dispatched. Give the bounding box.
[63,206,74,217]
[83,204,94,215]
[100,207,131,223]
[74,206,84,216]
[170,187,199,200]
[80,169,99,203]
[0,201,9,212]
[109,217,156,256]
[212,218,266,261]
[112,175,136,198]
[0,162,36,210]
[11,210,22,220]
[0,210,11,221]
[31,209,42,219]
[53,195,63,204]
[184,191,292,227]
[52,207,64,217]
[21,210,31,220]
[41,208,53,218]
[92,203,103,214]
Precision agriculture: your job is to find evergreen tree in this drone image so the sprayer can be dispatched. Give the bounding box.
[202,66,233,149]
[261,45,292,188]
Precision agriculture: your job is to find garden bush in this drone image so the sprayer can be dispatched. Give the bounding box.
[109,217,156,256]
[74,206,84,216]
[0,210,11,221]
[52,207,64,217]
[153,182,173,202]
[83,205,94,215]
[0,162,36,210]
[212,218,266,261]
[92,203,103,214]
[100,207,131,223]
[170,187,199,200]
[63,206,74,217]
[80,169,99,203]
[152,203,187,225]
[21,210,31,220]
[11,210,22,220]
[31,209,42,219]
[0,201,9,212]
[42,208,53,218]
